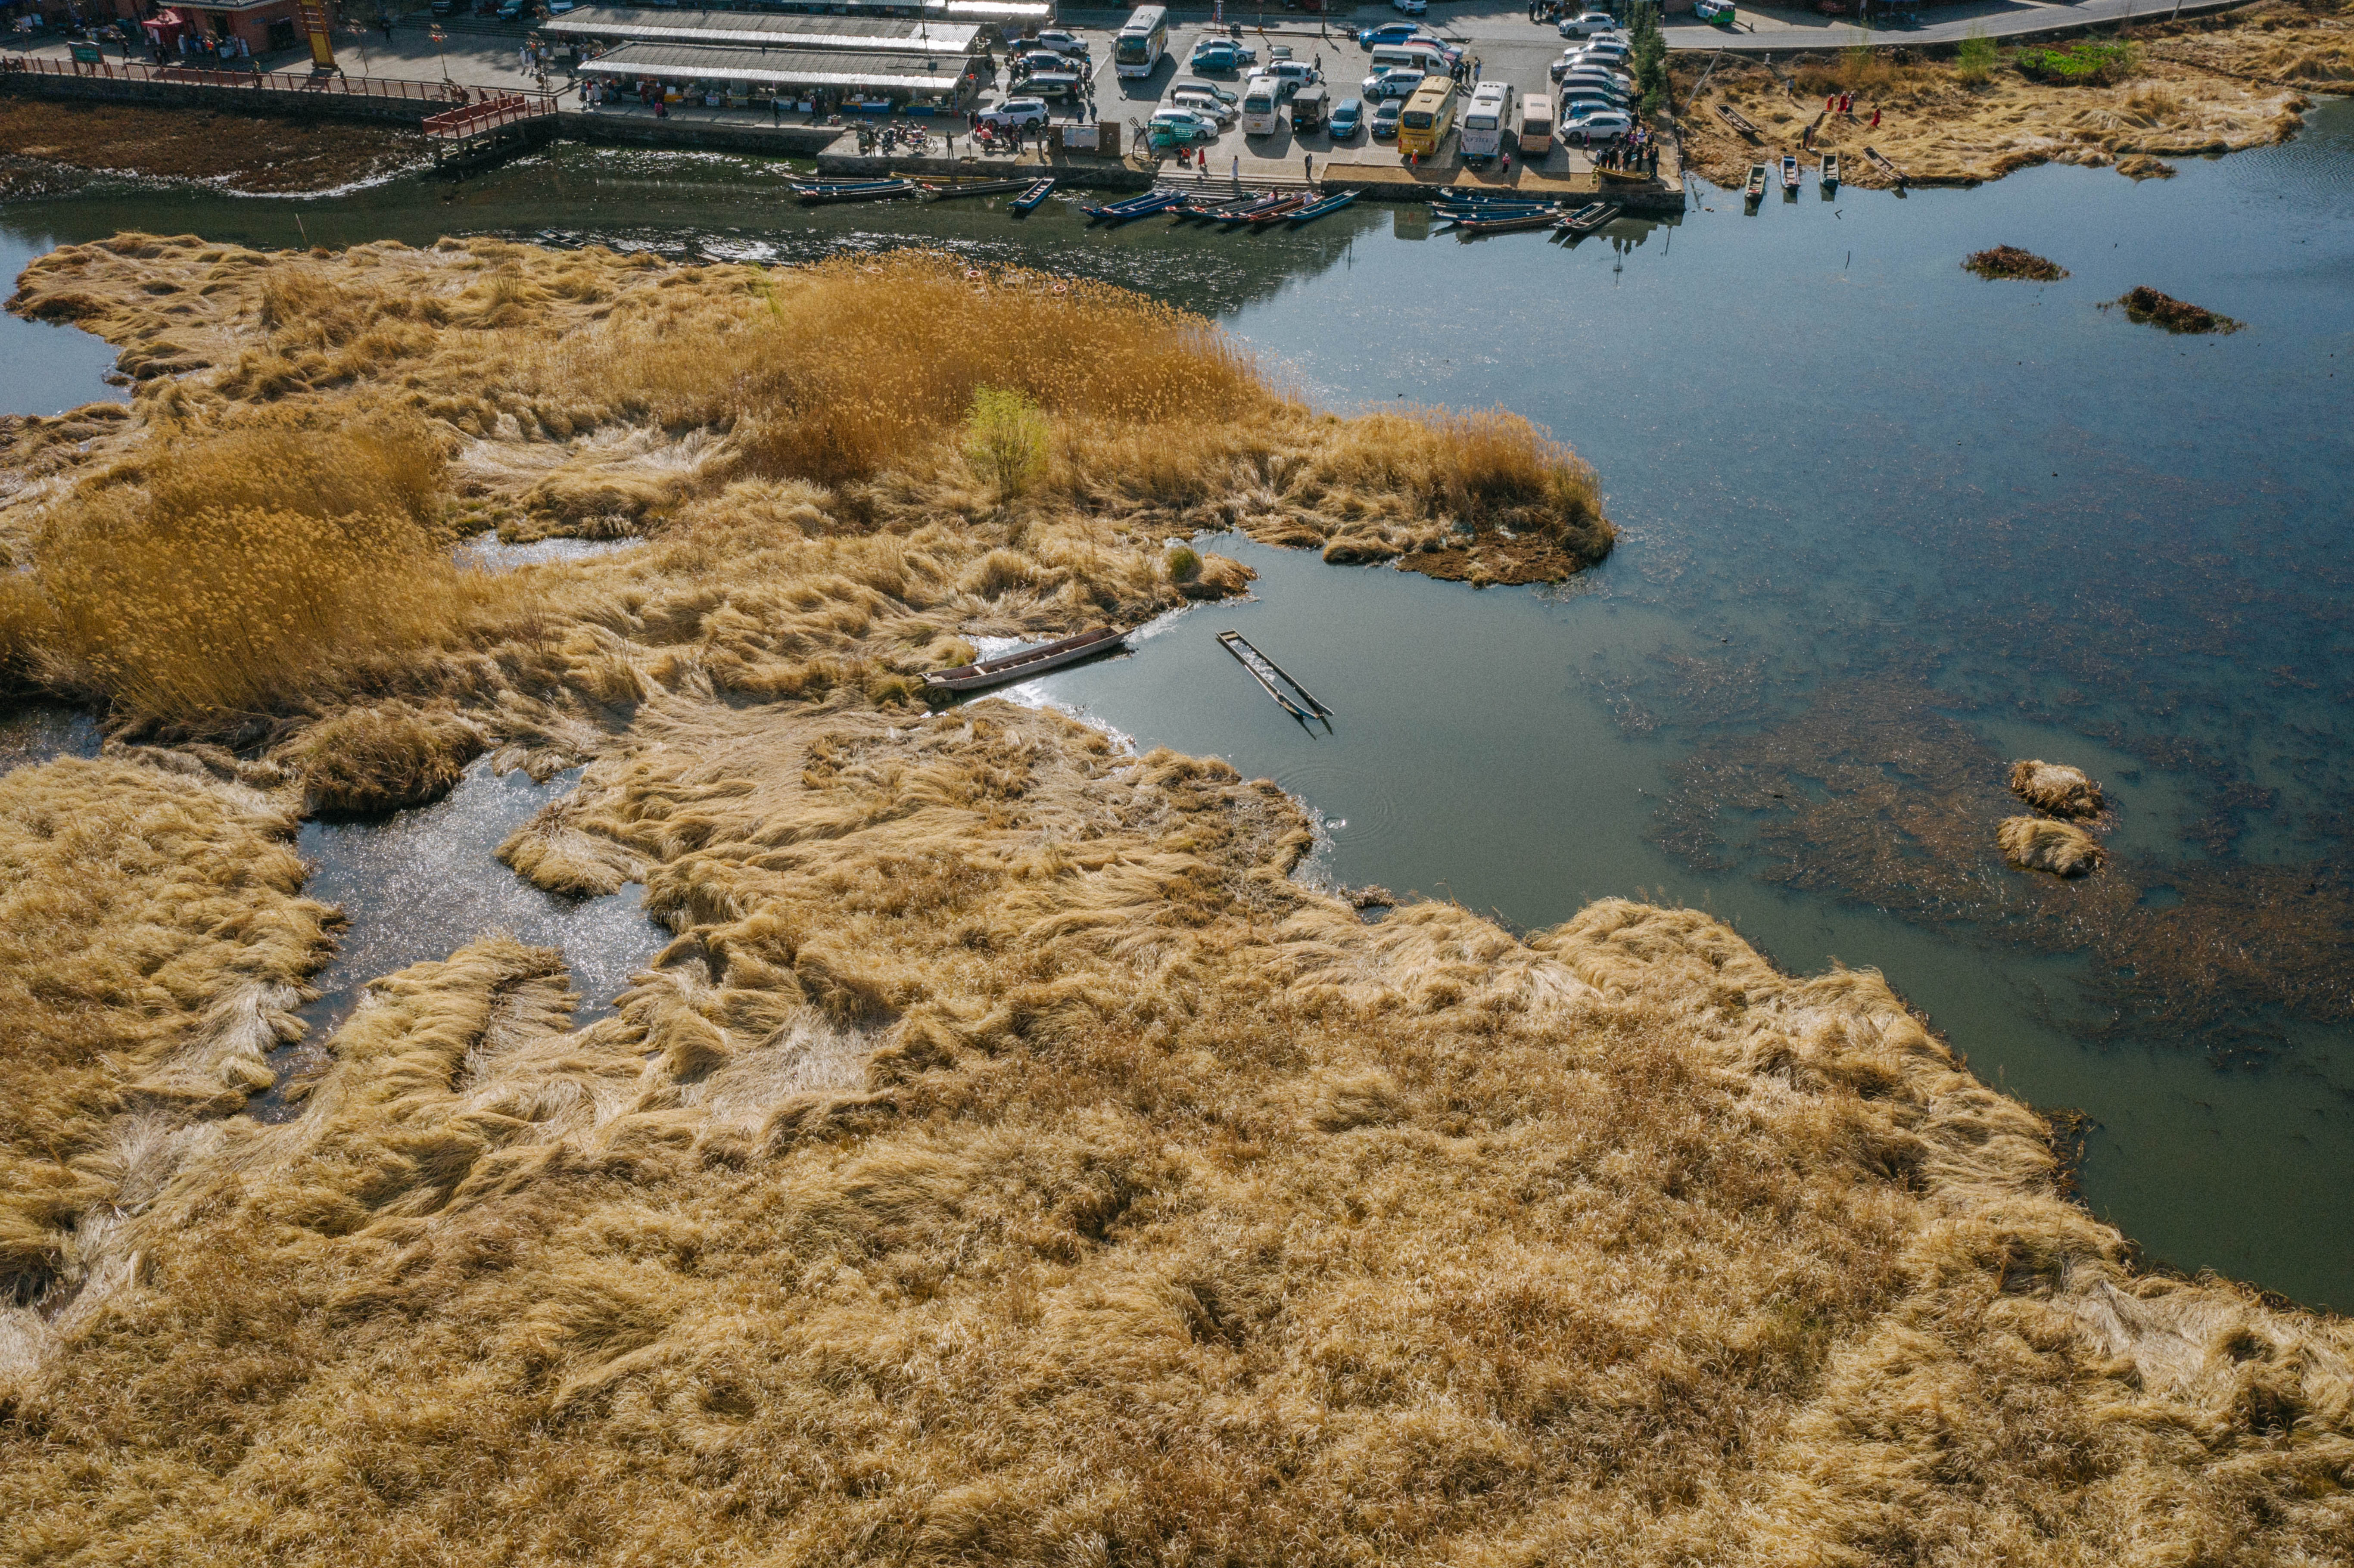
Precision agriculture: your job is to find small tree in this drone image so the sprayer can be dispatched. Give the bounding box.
[965,386,1049,500]
[1955,28,1996,84]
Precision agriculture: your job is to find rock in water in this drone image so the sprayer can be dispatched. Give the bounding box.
[1999,815,2103,877]
[2008,759,2104,818]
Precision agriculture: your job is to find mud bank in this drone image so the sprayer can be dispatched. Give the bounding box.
[0,98,424,197]
[0,235,2347,1566]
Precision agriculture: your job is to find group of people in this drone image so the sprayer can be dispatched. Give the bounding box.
[1594,126,1658,174]
[168,28,256,70]
[1800,90,1882,147]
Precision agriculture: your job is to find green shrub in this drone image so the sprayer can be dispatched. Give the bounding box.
[2015,40,2139,86]
[1165,545,1202,583]
[964,386,1050,500]
[1956,30,1997,83]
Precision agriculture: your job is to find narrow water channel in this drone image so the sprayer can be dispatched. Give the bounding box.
[4,96,2350,1303]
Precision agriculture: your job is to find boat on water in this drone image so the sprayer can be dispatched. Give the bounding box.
[794,179,918,205]
[1433,185,1529,204]
[1083,190,1184,222]
[1744,163,1768,201]
[1820,151,1840,190]
[923,177,1035,201]
[1174,191,1267,221]
[1216,631,1333,725]
[922,628,1128,694]
[1451,206,1563,235]
[1558,200,1620,236]
[1781,154,1800,193]
[1288,190,1358,224]
[1240,194,1310,224]
[1012,177,1056,214]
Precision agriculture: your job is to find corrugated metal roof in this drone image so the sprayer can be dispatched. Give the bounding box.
[538,6,982,56]
[576,39,980,93]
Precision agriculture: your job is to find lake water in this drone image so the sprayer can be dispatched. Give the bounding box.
[3,100,2350,1304]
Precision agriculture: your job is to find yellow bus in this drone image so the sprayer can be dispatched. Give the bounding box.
[1397,77,1458,159]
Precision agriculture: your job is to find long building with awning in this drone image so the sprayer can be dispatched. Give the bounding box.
[574,40,982,104]
[545,0,1053,35]
[536,7,984,58]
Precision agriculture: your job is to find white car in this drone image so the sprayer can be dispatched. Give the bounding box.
[1263,59,1320,90]
[1565,38,1633,65]
[1031,29,1090,58]
[1557,10,1618,37]
[975,97,1050,131]
[1563,108,1634,143]
[1393,0,1427,13]
[1168,87,1238,122]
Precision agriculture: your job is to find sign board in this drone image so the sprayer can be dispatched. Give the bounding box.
[70,42,103,62]
[1062,122,1099,151]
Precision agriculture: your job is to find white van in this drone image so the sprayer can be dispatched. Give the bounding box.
[1516,91,1554,155]
[1458,81,1513,159]
[1239,74,1283,137]
[1369,43,1451,79]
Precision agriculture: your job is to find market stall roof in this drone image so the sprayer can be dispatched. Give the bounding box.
[576,40,978,93]
[538,6,982,57]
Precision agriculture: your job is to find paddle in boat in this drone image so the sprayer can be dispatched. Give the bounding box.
[922,628,1129,695]
[1011,177,1056,214]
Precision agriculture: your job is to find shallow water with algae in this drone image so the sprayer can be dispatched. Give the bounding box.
[4,99,2352,1304]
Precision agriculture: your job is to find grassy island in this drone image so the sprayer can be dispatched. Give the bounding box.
[1,236,2349,1566]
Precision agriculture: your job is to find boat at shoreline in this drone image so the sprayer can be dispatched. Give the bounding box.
[1083,189,1184,223]
[1781,154,1800,194]
[793,179,918,205]
[1288,190,1358,224]
[922,627,1130,693]
[1559,200,1619,236]
[1012,177,1056,214]
[1821,150,1840,190]
[1744,162,1768,202]
[923,177,1035,201]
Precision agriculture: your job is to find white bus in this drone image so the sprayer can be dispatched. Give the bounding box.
[1114,4,1167,78]
[1459,81,1513,159]
[1239,72,1283,136]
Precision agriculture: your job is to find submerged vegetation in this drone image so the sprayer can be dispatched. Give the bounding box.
[1965,245,2070,281]
[0,234,2349,1562]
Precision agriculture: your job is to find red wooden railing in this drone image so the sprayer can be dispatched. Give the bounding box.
[422,92,553,138]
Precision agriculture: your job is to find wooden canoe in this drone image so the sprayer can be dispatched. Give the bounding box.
[1863,144,1906,185]
[1744,162,1768,200]
[1820,151,1840,189]
[924,177,1036,200]
[922,627,1128,693]
[1559,200,1619,235]
[1011,177,1056,213]
[1451,207,1563,234]
[1715,103,1761,137]
[1595,165,1652,185]
[1780,154,1800,190]
[794,180,918,205]
[1288,190,1358,224]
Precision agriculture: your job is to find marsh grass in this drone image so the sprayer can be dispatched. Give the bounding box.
[0,236,2347,1566]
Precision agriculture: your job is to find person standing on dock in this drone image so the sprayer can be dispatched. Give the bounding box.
[1303,154,1313,183]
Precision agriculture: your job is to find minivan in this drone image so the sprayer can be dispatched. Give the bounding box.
[1368,43,1451,78]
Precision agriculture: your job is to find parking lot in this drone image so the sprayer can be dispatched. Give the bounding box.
[982,12,1637,183]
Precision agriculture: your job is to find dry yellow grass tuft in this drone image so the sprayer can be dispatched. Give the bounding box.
[1677,42,2308,190]
[0,233,2346,1564]
[2000,813,2105,875]
[2010,757,2105,817]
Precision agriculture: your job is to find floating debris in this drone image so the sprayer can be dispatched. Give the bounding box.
[1964,246,2069,281]
[2110,286,2243,334]
[1999,815,2103,877]
[2009,759,2105,818]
